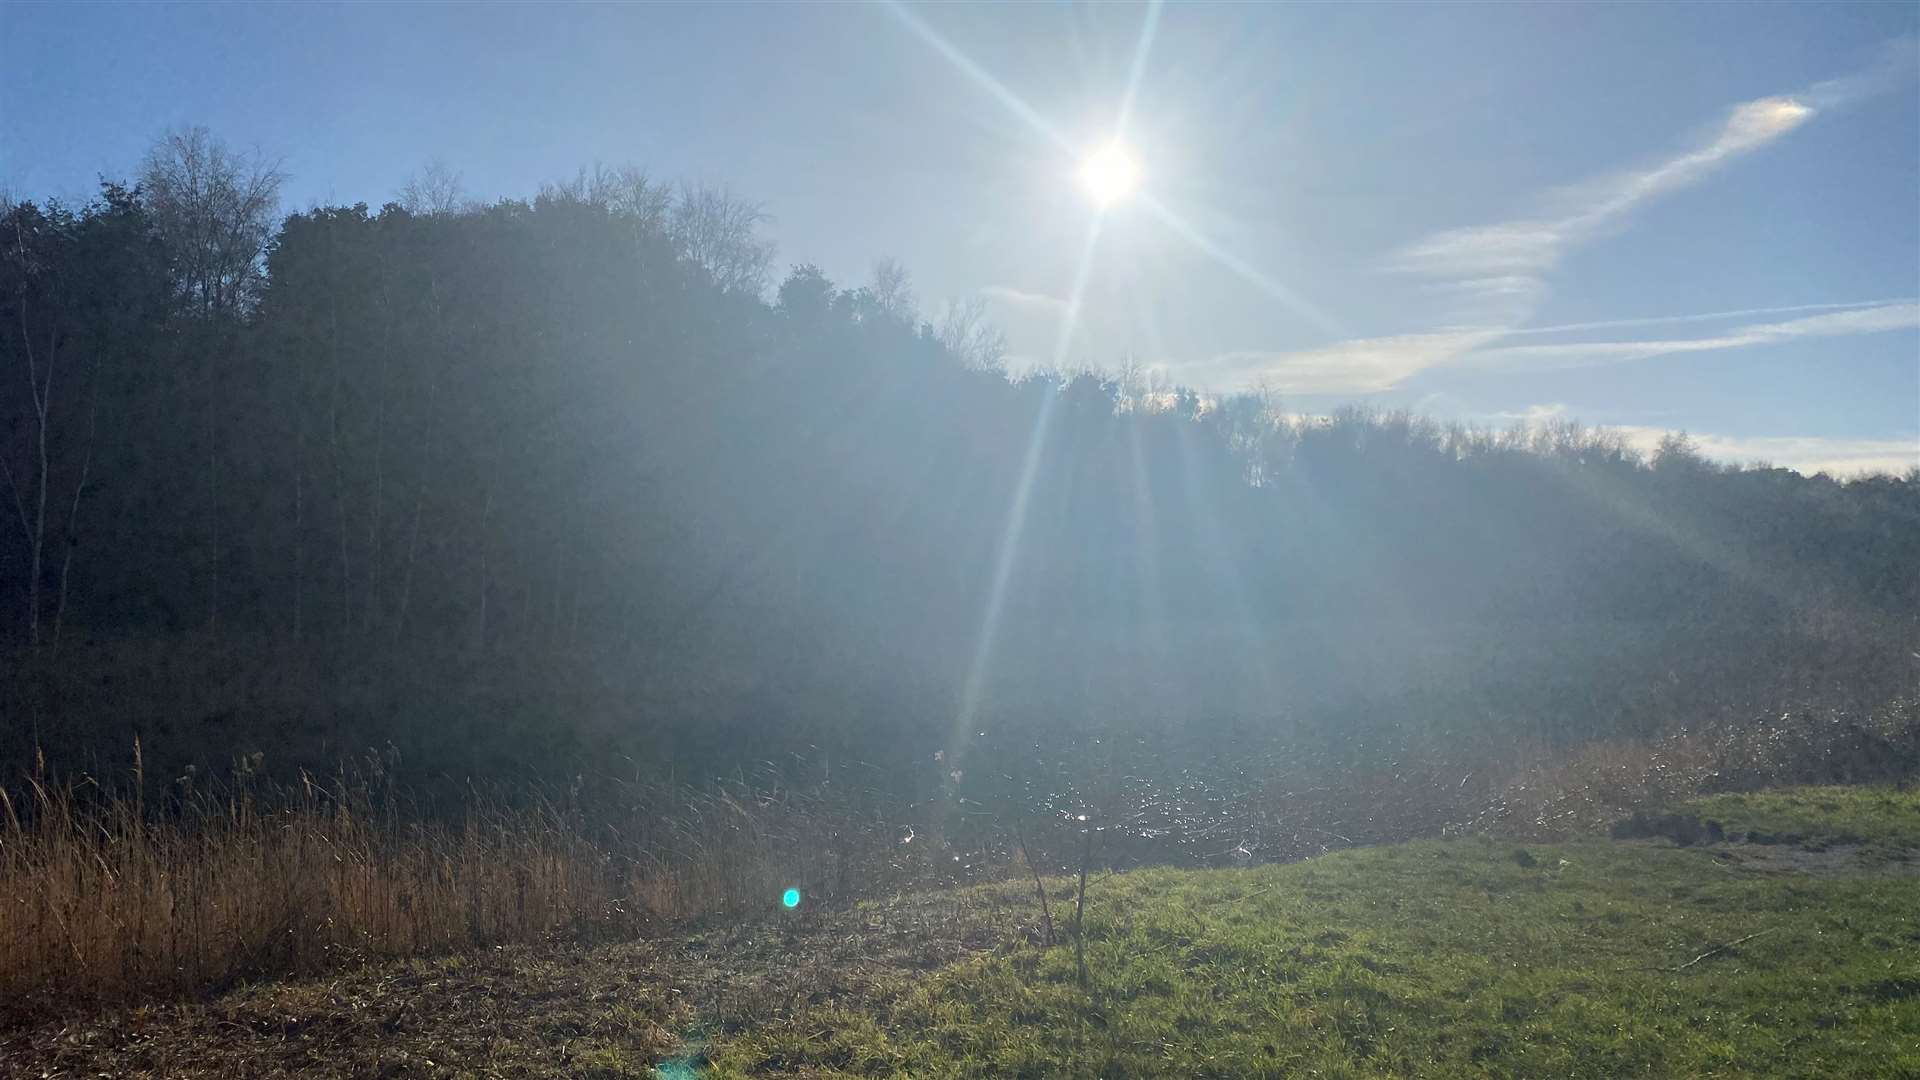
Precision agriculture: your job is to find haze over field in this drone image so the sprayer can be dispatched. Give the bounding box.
[1,6,1919,1074]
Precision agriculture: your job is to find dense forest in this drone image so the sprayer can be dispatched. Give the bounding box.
[4,130,1917,788]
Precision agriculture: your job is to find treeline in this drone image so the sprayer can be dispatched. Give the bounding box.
[4,131,1916,784]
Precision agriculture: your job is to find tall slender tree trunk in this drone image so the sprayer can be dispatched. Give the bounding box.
[328,282,350,644]
[473,482,494,651]
[4,289,44,644]
[18,309,58,647]
[391,380,437,647]
[51,363,100,652]
[365,288,394,635]
[205,411,219,636]
[0,451,31,631]
[293,427,304,644]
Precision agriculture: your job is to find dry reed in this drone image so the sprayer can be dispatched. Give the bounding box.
[0,745,909,1009]
[5,697,1911,1011]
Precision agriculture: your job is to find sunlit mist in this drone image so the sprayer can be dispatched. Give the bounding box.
[2,5,1917,1073]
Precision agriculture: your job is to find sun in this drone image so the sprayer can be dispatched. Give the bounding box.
[1079,140,1142,209]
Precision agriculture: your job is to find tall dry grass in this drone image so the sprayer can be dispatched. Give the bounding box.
[0,745,914,1009]
[6,698,1913,1011]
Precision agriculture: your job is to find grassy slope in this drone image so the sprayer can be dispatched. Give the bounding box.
[1681,785,1920,848]
[4,787,1915,1078]
[716,837,1919,1078]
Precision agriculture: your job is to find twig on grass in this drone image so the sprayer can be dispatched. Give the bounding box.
[1637,929,1776,973]
[1073,818,1096,988]
[1010,818,1054,946]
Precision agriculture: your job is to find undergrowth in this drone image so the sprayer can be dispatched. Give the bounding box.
[2,696,1912,1012]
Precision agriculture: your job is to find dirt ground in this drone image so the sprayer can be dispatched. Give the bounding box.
[0,879,1043,1079]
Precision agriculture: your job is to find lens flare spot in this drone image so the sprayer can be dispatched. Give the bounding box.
[782,887,802,909]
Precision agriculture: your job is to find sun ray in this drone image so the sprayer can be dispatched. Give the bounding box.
[1138,193,1345,338]
[1116,0,1164,136]
[950,216,1105,768]
[879,1,1073,153]
[880,1,1337,342]
[949,383,1057,765]
[886,0,1342,761]
[1053,217,1107,366]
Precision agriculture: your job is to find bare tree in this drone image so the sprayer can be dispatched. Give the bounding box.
[602,166,672,227]
[3,207,56,645]
[542,164,671,226]
[537,169,770,292]
[49,369,99,651]
[140,126,283,318]
[397,159,468,216]
[668,183,773,296]
[935,295,1007,370]
[868,257,916,323]
[541,161,683,251]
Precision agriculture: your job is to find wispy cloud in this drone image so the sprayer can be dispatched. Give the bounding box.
[1182,299,1918,393]
[1400,37,1918,303]
[980,284,1069,312]
[1499,298,1915,338]
[1201,43,1917,395]
[1390,96,1814,313]
[1800,34,1920,110]
[1201,329,1506,394]
[1462,301,1920,373]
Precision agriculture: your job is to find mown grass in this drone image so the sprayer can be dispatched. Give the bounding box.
[1681,784,1920,848]
[713,837,1920,1078]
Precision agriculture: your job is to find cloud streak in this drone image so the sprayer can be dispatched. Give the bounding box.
[1397,39,1916,306]
[1499,297,1916,337]
[1184,300,1917,393]
[1202,329,1506,394]
[1462,301,1920,373]
[1203,43,1918,395]
[980,284,1069,312]
[1390,96,1814,309]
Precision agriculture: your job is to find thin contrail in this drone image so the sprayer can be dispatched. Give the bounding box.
[1501,298,1917,338]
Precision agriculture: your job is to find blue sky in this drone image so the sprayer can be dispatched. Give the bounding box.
[3,1,1915,473]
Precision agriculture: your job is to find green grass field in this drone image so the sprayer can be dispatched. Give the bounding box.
[4,785,1915,1078]
[712,834,1918,1078]
[1682,785,1920,849]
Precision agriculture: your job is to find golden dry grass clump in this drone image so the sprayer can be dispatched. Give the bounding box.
[0,744,902,1010]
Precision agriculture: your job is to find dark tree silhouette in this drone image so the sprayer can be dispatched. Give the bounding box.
[1,147,1914,789]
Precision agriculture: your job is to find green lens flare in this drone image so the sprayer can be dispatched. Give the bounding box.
[782,887,802,908]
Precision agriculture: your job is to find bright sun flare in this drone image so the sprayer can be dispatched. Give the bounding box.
[1079,141,1142,209]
